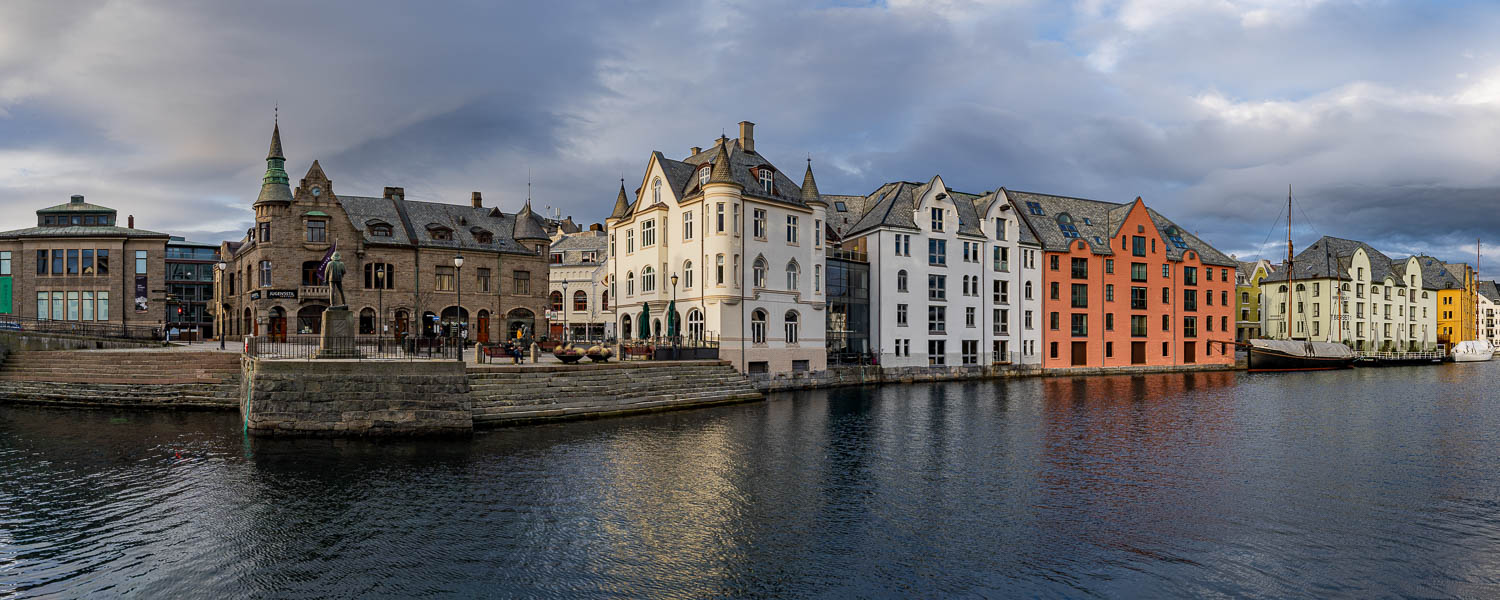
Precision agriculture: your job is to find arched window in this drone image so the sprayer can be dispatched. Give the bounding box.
[716,254,725,285]
[359,307,376,335]
[549,291,563,311]
[753,258,767,288]
[814,264,822,292]
[786,260,799,290]
[573,290,587,311]
[897,269,908,292]
[1024,280,1033,299]
[621,314,632,339]
[1295,284,1306,292]
[653,177,662,204]
[1279,285,1288,293]
[699,166,710,187]
[683,260,694,288]
[642,266,656,292]
[687,309,704,340]
[601,290,609,311]
[751,309,767,344]
[784,310,800,344]
[626,271,635,296]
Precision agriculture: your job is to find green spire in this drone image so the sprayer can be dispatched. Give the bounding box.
[255,119,293,205]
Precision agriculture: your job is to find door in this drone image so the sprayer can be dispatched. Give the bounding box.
[1184,341,1196,364]
[270,316,286,341]
[477,313,490,344]
[1131,341,1146,365]
[1071,341,1087,366]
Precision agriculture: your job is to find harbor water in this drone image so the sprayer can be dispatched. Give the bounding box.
[3,364,1500,598]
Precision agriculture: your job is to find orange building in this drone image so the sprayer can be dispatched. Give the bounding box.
[1007,191,1237,370]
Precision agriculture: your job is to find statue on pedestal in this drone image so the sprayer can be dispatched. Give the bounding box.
[327,252,347,308]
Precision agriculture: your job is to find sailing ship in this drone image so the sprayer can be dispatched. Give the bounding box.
[1452,240,1494,362]
[1245,187,1358,372]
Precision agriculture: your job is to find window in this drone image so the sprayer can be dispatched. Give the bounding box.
[1184,266,1198,285]
[786,261,799,290]
[929,305,946,333]
[930,207,944,231]
[1050,255,1059,270]
[35,250,46,275]
[307,220,327,243]
[893,234,911,256]
[1071,258,1087,279]
[435,266,455,291]
[994,246,1008,272]
[1071,314,1087,336]
[1050,311,1059,330]
[814,264,822,292]
[1025,201,1044,215]
[477,268,490,292]
[784,311,800,343]
[1166,227,1188,249]
[641,220,656,247]
[760,169,774,194]
[995,218,1007,240]
[1057,214,1079,238]
[626,272,635,295]
[67,250,78,275]
[1184,316,1198,338]
[1132,236,1146,257]
[135,250,147,274]
[753,209,767,238]
[1104,259,1114,274]
[1184,289,1198,311]
[699,166,710,187]
[1131,286,1147,310]
[895,339,910,357]
[1025,281,1033,300]
[1050,281,1059,300]
[753,258,767,288]
[751,310,767,344]
[1131,262,1147,282]
[430,227,452,241]
[928,274,946,300]
[1105,284,1114,302]
[513,270,530,294]
[683,212,693,241]
[364,263,395,289]
[928,239,946,265]
[1162,314,1171,331]
[626,229,634,253]
[815,219,822,246]
[995,280,1009,303]
[572,290,588,312]
[1105,313,1114,331]
[684,260,694,288]
[897,303,908,326]
[966,307,976,327]
[371,224,392,237]
[786,215,799,244]
[97,250,108,275]
[258,221,270,242]
[996,308,1009,335]
[642,266,656,292]
[928,340,947,365]
[897,270,908,292]
[733,203,741,233]
[716,203,726,233]
[1131,315,1147,337]
[654,177,663,203]
[962,340,978,365]
[716,254,725,285]
[259,261,272,287]
[1071,284,1088,308]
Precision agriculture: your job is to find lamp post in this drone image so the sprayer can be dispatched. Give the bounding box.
[454,254,464,362]
[216,261,227,350]
[375,266,385,352]
[561,279,569,343]
[670,272,679,341]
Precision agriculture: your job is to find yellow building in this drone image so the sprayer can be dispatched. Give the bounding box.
[1425,259,1476,346]
[1235,259,1273,342]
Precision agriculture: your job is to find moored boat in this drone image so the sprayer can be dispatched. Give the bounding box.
[1452,340,1494,362]
[1247,339,1357,372]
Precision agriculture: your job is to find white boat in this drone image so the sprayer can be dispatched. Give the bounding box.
[1452,340,1494,362]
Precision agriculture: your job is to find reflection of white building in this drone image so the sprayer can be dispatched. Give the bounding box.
[547,228,612,340]
[606,122,827,374]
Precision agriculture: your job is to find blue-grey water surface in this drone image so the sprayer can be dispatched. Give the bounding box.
[4,365,1500,598]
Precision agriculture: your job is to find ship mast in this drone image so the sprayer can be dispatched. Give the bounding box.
[1283,185,1294,340]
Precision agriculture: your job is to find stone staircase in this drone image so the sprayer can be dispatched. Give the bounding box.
[0,350,242,409]
[468,360,762,425]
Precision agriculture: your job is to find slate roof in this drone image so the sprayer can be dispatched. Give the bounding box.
[667,139,810,210]
[1263,236,1404,285]
[1412,255,1465,290]
[1006,189,1236,267]
[825,194,869,238]
[549,232,607,266]
[1478,280,1500,303]
[0,225,169,239]
[339,194,541,255]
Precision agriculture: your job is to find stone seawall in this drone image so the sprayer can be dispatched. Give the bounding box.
[242,359,472,436]
[0,331,166,352]
[0,349,241,409]
[469,360,762,426]
[751,361,1239,392]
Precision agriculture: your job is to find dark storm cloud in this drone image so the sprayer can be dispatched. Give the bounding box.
[5,1,1500,274]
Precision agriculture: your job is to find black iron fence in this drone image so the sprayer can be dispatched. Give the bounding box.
[620,335,720,361]
[0,315,163,341]
[246,335,461,360]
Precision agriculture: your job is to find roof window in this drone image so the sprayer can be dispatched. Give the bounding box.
[1025,201,1045,215]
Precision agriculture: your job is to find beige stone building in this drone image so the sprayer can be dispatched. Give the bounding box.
[218,123,550,342]
[0,195,169,331]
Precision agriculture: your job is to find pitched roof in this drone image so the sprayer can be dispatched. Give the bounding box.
[36,201,116,214]
[1412,255,1465,290]
[512,201,550,242]
[675,138,810,209]
[609,181,631,220]
[800,160,824,206]
[825,194,872,238]
[549,231,608,266]
[1264,236,1404,285]
[1478,280,1500,303]
[339,194,540,255]
[0,225,170,240]
[1007,189,1237,267]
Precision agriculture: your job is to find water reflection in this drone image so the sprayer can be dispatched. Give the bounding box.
[4,365,1500,597]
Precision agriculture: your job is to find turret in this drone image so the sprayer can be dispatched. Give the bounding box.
[608,179,631,221]
[801,158,825,207]
[513,200,550,245]
[254,120,293,206]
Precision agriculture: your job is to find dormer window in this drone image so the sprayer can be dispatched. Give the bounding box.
[428,225,453,241]
[1057,213,1080,238]
[699,166,711,187]
[43,216,54,226]
[371,224,392,237]
[759,168,773,194]
[471,227,493,244]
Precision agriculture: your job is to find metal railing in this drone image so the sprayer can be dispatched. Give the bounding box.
[0,315,163,341]
[246,335,460,360]
[620,334,720,361]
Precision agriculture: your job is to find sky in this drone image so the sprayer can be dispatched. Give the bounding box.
[4,0,1500,273]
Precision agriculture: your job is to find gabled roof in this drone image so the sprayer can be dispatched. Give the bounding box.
[675,139,809,209]
[1478,280,1500,303]
[1264,236,1404,285]
[1006,189,1236,267]
[340,194,539,254]
[549,231,608,266]
[1412,255,1465,290]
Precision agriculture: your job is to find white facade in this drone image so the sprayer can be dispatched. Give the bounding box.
[607,126,827,374]
[547,231,612,340]
[855,176,1042,368]
[1262,249,1439,351]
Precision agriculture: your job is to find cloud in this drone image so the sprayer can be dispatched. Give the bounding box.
[3,0,1500,276]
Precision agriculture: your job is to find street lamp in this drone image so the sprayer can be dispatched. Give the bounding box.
[216,261,227,350]
[561,279,569,343]
[375,266,385,352]
[454,254,464,362]
[670,272,679,341]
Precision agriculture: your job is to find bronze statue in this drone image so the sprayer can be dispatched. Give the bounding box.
[327,252,347,307]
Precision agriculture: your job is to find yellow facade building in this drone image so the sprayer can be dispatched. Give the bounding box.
[1235,259,1273,342]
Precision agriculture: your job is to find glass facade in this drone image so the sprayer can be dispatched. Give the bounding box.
[826,248,871,363]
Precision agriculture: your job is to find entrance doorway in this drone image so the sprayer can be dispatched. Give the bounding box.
[1184,341,1196,364]
[477,310,490,343]
[1131,341,1146,365]
[269,306,287,341]
[1071,341,1087,366]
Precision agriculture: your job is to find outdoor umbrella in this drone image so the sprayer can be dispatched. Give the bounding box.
[666,301,678,337]
[638,304,650,338]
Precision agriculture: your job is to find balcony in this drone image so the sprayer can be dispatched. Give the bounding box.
[300,285,331,300]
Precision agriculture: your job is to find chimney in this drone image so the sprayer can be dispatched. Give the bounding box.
[383,186,405,201]
[590,223,603,232]
[471,191,483,208]
[128,215,134,229]
[690,146,701,156]
[70,194,85,204]
[738,121,755,153]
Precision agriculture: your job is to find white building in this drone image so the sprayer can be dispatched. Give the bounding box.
[606,122,827,374]
[1476,280,1499,344]
[833,175,1043,367]
[547,228,612,340]
[1261,237,1441,351]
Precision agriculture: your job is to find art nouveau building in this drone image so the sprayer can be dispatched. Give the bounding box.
[219,122,551,342]
[1234,259,1273,342]
[607,122,827,373]
[835,176,1043,367]
[1260,238,1442,351]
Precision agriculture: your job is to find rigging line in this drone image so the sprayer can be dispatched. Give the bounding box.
[1255,199,1288,263]
[1291,193,1322,241]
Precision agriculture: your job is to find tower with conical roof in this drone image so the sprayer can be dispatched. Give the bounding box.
[255,120,293,207]
[608,179,631,222]
[801,158,825,207]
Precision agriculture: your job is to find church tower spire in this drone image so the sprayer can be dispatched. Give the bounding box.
[255,116,293,206]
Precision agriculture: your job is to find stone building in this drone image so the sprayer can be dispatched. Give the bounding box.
[607,121,828,374]
[547,227,612,340]
[0,195,169,329]
[218,122,550,343]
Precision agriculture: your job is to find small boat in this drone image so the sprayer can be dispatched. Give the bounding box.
[1452,340,1494,362]
[1247,339,1357,372]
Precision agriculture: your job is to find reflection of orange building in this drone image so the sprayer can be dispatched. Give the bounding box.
[1009,193,1237,369]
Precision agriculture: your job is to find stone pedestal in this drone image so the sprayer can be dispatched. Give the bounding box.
[316,307,361,359]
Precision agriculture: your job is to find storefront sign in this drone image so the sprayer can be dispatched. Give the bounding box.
[249,291,261,300]
[265,289,299,299]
